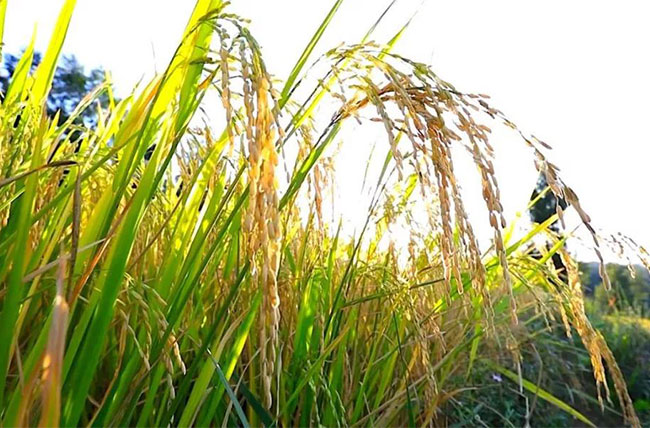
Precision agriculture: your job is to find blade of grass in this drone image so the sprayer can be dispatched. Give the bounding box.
[279,0,344,106]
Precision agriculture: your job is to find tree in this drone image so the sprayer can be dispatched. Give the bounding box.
[528,172,569,283]
[529,172,567,233]
[0,51,109,126]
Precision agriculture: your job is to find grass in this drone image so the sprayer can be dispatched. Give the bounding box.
[0,0,644,426]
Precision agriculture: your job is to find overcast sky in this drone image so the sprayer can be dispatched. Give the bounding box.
[4,0,650,261]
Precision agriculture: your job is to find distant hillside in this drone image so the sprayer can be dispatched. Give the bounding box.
[580,262,650,315]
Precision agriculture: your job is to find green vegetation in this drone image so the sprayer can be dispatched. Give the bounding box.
[590,314,650,423]
[582,262,650,317]
[0,0,646,426]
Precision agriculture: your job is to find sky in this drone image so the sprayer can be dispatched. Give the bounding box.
[3,0,650,261]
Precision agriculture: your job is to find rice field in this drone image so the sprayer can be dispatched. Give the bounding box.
[0,0,644,426]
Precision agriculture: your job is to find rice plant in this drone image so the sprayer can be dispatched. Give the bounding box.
[0,0,643,426]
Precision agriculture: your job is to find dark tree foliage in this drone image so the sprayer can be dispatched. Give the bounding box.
[0,51,109,127]
[528,172,569,284]
[529,172,568,233]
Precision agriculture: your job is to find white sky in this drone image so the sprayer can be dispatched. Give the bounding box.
[4,0,650,261]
